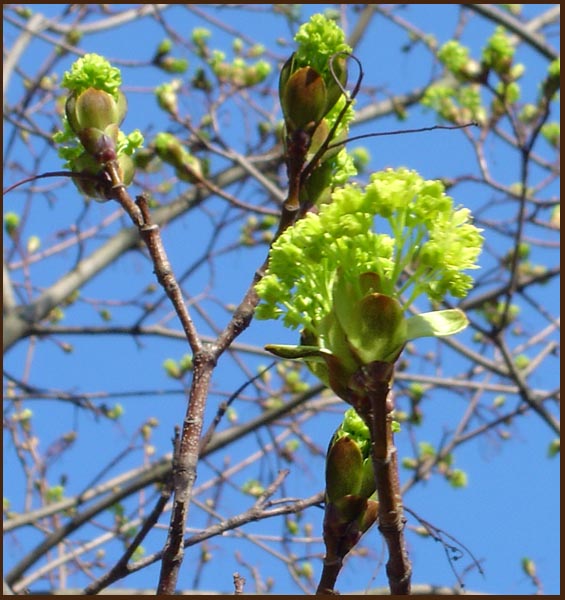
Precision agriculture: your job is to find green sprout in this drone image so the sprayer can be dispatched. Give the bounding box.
[482,26,515,75]
[53,53,144,201]
[280,13,353,137]
[153,132,207,183]
[322,407,379,566]
[279,13,357,210]
[4,212,20,237]
[541,122,560,148]
[542,58,560,101]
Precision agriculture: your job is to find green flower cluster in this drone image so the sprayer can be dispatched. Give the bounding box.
[61,53,122,97]
[257,168,482,328]
[425,27,530,126]
[191,27,271,88]
[293,13,352,84]
[423,40,487,124]
[209,50,272,87]
[256,168,483,397]
[437,40,475,79]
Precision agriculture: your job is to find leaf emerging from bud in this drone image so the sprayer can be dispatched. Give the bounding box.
[326,436,364,502]
[358,499,379,533]
[281,66,327,133]
[66,88,126,135]
[117,154,135,186]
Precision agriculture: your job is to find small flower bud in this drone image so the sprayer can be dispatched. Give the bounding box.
[326,408,376,504]
[156,38,173,56]
[156,80,181,115]
[154,132,204,183]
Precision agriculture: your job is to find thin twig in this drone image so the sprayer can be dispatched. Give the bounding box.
[82,485,172,595]
[463,4,558,60]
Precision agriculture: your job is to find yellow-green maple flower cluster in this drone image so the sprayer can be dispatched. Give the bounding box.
[293,13,351,81]
[257,168,482,328]
[255,168,483,392]
[62,53,122,96]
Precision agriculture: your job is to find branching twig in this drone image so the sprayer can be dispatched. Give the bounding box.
[82,484,172,595]
[463,4,559,60]
[103,161,210,594]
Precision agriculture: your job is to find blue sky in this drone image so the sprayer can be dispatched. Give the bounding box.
[3,4,559,595]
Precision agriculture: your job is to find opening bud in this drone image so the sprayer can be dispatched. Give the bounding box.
[65,88,126,135]
[280,64,327,133]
